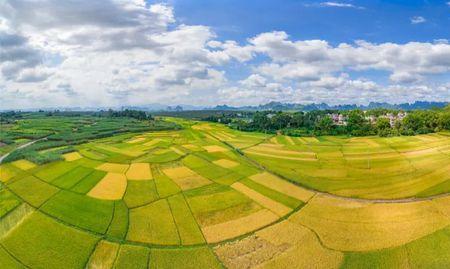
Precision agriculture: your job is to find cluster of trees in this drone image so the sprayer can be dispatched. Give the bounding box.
[105,109,153,120]
[205,105,450,137]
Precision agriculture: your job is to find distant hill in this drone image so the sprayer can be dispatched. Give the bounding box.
[210,101,449,111]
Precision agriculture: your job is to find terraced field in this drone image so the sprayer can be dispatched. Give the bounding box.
[1,119,450,268]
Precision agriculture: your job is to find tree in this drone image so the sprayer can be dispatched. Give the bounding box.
[376,118,391,137]
[315,116,334,135]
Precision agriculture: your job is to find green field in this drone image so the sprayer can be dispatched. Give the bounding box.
[1,117,450,268]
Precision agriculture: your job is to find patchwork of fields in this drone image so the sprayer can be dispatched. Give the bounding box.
[1,118,450,268]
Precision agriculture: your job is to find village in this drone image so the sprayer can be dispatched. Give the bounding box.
[329,111,408,127]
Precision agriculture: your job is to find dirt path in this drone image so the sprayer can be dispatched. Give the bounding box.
[0,138,47,164]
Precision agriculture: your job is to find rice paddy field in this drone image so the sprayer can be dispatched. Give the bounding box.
[1,117,450,268]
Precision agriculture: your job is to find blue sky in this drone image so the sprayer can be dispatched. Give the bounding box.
[170,0,450,44]
[0,0,449,109]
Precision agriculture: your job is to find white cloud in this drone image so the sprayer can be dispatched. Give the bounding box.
[410,16,426,24]
[0,1,449,109]
[315,2,364,9]
[230,32,450,85]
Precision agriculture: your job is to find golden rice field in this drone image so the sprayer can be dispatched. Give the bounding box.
[1,118,450,268]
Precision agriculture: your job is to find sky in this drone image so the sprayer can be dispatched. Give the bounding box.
[0,0,449,109]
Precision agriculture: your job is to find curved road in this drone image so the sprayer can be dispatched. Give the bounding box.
[0,138,46,164]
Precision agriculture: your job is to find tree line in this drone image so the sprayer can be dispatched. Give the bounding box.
[203,105,450,137]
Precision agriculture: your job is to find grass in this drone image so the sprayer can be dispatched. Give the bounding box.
[40,190,114,234]
[1,212,99,269]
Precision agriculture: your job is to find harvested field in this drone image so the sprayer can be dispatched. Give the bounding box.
[0,164,19,182]
[213,159,239,168]
[86,240,119,269]
[63,152,82,161]
[114,244,149,269]
[126,163,152,180]
[126,137,146,144]
[170,146,185,155]
[88,173,127,200]
[215,220,343,269]
[143,138,162,147]
[11,159,37,170]
[96,163,129,174]
[249,172,315,202]
[231,182,291,217]
[289,194,450,251]
[0,203,34,238]
[203,145,228,153]
[202,209,279,243]
[163,166,212,190]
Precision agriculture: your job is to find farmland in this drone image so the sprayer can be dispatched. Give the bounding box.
[1,116,450,268]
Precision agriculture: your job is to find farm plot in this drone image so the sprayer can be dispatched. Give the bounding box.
[62,152,82,161]
[11,159,37,170]
[2,118,450,268]
[243,133,450,199]
[162,166,212,190]
[215,220,343,269]
[0,188,21,218]
[1,212,99,269]
[289,194,450,251]
[41,191,114,234]
[7,175,59,207]
[88,173,127,200]
[127,199,180,245]
[185,184,262,227]
[150,247,221,269]
[126,163,152,180]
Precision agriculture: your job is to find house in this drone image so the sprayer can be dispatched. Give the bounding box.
[330,113,347,126]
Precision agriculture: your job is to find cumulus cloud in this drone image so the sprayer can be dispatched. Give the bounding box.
[230,32,450,85]
[0,1,449,109]
[0,31,47,81]
[410,16,426,24]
